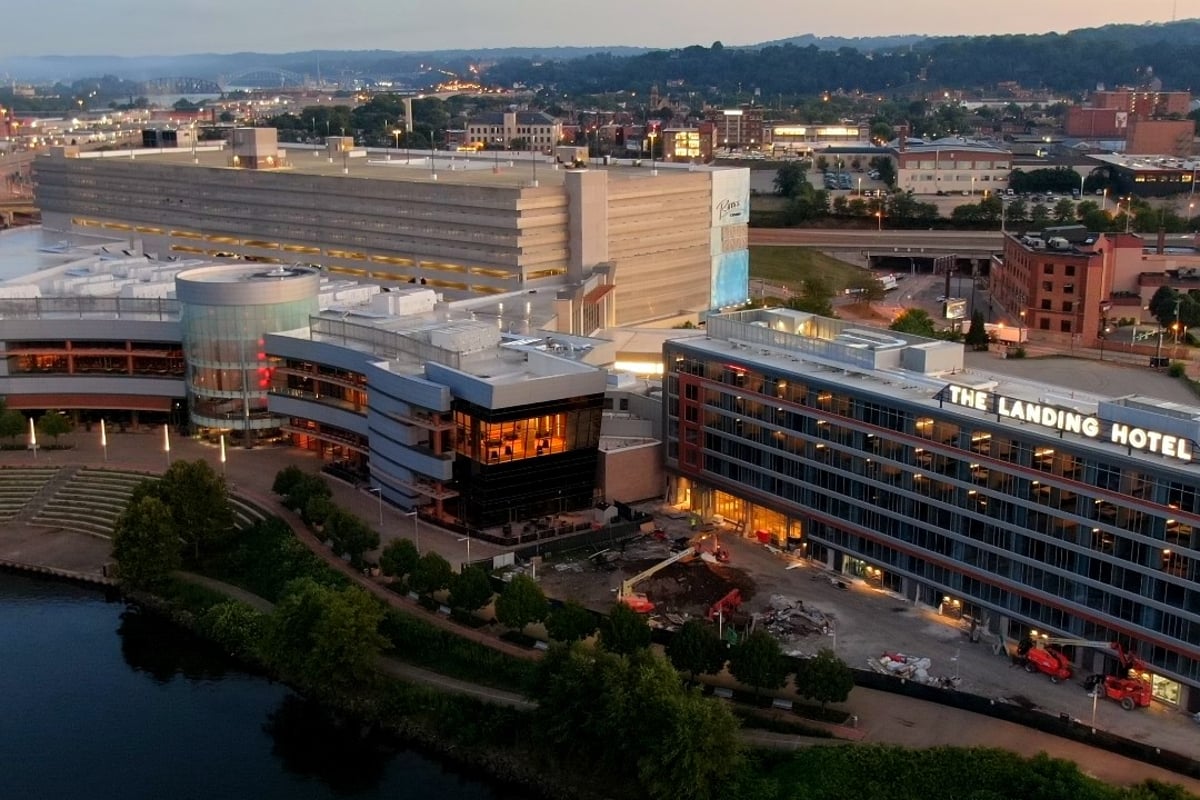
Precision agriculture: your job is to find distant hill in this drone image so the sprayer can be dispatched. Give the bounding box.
[745,33,927,51]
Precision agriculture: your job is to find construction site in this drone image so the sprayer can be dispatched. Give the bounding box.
[531,502,1200,763]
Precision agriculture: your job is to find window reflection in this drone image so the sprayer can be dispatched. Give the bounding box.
[454,408,601,463]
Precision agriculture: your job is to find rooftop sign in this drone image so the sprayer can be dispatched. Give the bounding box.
[944,384,1193,463]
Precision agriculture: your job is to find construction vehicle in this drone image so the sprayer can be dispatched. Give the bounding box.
[618,546,697,613]
[1018,637,1153,708]
[706,588,743,621]
[617,533,732,613]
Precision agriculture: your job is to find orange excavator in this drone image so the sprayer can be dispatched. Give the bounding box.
[1017,636,1152,710]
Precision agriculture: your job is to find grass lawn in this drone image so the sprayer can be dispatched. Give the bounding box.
[750,246,866,293]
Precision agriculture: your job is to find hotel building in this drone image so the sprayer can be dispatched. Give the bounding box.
[664,308,1200,709]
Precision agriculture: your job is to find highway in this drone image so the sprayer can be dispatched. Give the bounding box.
[750,227,1005,252]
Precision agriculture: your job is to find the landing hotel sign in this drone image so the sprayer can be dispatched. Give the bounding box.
[944,384,1193,462]
[709,168,750,310]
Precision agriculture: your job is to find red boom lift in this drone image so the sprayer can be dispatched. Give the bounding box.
[1018,637,1153,709]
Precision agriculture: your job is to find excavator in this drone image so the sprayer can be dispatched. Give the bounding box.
[617,533,731,613]
[1017,636,1153,709]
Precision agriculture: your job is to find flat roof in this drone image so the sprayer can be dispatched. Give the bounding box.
[71,143,734,189]
[1088,153,1200,172]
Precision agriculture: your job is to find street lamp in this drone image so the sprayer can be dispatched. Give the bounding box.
[1099,325,1111,360]
[219,433,226,477]
[28,416,37,460]
[1019,310,1026,341]
[100,419,108,463]
[1101,187,1108,211]
[456,535,472,568]
[367,486,383,528]
[875,210,883,232]
[163,424,171,468]
[404,509,419,552]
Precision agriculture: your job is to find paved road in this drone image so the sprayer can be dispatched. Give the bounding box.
[750,228,1005,253]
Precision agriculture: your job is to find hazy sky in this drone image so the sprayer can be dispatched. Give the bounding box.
[7,0,1199,56]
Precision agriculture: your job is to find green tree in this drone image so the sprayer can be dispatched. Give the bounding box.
[1005,198,1029,224]
[302,494,336,527]
[773,162,807,197]
[965,310,990,350]
[279,472,331,513]
[379,538,419,580]
[199,600,266,658]
[449,564,494,611]
[272,465,305,497]
[815,155,829,173]
[152,459,234,559]
[265,578,387,693]
[545,600,598,643]
[1053,197,1077,223]
[495,573,549,631]
[728,629,787,698]
[36,410,72,445]
[111,495,181,589]
[889,308,938,337]
[600,602,653,655]
[1149,285,1181,327]
[0,409,27,445]
[793,647,855,706]
[869,155,896,186]
[409,551,454,596]
[1030,203,1051,228]
[666,619,726,683]
[324,509,379,569]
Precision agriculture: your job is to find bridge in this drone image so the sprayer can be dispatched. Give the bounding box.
[220,69,308,91]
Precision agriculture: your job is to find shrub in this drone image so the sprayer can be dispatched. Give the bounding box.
[1168,361,1187,378]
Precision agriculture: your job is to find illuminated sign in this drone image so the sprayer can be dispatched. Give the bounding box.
[944,299,967,320]
[944,385,1193,462]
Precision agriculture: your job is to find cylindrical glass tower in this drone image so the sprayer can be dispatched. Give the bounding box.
[176,264,319,444]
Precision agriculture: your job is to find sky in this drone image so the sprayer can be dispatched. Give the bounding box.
[5,0,1200,57]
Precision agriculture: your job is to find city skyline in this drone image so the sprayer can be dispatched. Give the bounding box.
[4,0,1199,58]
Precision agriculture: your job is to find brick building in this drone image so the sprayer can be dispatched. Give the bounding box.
[1126,118,1195,157]
[1091,90,1192,118]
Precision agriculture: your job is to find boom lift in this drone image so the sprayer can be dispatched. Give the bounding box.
[1017,637,1153,708]
[617,533,732,613]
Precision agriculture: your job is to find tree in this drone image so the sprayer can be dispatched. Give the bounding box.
[793,647,855,706]
[890,308,938,337]
[965,310,990,350]
[152,459,234,559]
[379,538,419,580]
[495,573,549,631]
[1005,198,1029,224]
[279,472,331,514]
[302,494,336,527]
[600,602,652,655]
[36,410,72,445]
[773,162,807,198]
[0,409,26,445]
[111,495,181,589]
[1052,197,1077,224]
[728,629,787,698]
[545,600,598,643]
[869,155,896,187]
[449,564,494,612]
[1149,285,1181,327]
[815,155,829,173]
[1030,203,1051,228]
[199,600,266,658]
[272,465,305,497]
[666,619,726,683]
[409,551,453,596]
[264,578,387,693]
[324,509,379,569]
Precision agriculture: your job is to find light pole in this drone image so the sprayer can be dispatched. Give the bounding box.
[163,424,171,468]
[876,210,883,232]
[28,416,37,460]
[1019,309,1025,341]
[457,535,471,568]
[1100,325,1111,360]
[404,509,419,552]
[368,486,383,528]
[1101,187,1108,211]
[1079,173,1085,202]
[100,419,108,462]
[219,433,227,477]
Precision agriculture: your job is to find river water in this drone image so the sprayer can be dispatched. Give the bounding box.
[0,571,520,799]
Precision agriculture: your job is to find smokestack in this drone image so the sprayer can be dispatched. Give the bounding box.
[1157,227,1166,255]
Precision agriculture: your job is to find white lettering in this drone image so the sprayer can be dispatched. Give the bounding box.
[1081,417,1100,438]
[950,385,988,410]
[1129,428,1148,450]
[1162,436,1178,459]
[1145,430,1163,454]
[1111,424,1130,446]
[1179,438,1194,462]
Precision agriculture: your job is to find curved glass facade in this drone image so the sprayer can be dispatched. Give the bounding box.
[177,266,319,439]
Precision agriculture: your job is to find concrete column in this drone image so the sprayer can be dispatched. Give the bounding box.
[563,169,609,282]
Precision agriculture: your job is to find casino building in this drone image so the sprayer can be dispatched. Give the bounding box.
[664,308,1200,709]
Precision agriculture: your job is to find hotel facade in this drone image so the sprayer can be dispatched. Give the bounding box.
[664,308,1200,710]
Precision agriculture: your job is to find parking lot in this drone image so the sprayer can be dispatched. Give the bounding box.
[536,507,1200,762]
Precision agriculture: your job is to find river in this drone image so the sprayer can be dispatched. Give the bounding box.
[0,571,522,799]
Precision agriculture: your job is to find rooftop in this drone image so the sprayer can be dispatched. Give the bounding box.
[63,141,733,189]
[1088,153,1200,172]
[686,308,1200,470]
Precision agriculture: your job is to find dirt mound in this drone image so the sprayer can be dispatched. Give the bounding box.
[624,559,757,615]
